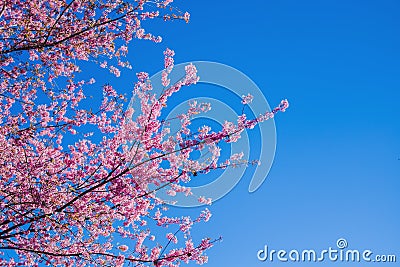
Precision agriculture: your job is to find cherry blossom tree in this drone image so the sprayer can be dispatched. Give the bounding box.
[0,0,288,266]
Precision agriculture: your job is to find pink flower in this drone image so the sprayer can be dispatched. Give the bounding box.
[183,12,190,23]
[115,255,125,266]
[183,63,199,85]
[279,99,289,112]
[166,233,178,244]
[109,66,121,77]
[136,72,149,81]
[100,61,107,68]
[29,50,39,61]
[241,93,254,104]
[136,28,145,39]
[161,70,170,87]
[162,0,174,6]
[230,152,244,161]
[163,48,175,57]
[199,208,212,222]
[198,196,212,205]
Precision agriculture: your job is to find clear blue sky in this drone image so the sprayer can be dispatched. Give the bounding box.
[97,1,399,266]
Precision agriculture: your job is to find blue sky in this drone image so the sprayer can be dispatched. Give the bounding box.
[87,0,399,266]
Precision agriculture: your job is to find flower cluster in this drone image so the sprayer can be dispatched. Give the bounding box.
[0,0,288,265]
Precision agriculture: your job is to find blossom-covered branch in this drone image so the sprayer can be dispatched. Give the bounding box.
[0,1,288,266]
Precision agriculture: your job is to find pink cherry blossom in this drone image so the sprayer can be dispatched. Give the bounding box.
[0,0,289,266]
[241,93,254,104]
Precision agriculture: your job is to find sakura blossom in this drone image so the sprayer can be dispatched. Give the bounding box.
[0,0,288,266]
[241,93,254,104]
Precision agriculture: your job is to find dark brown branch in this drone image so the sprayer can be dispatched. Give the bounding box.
[0,4,141,55]
[43,0,77,45]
